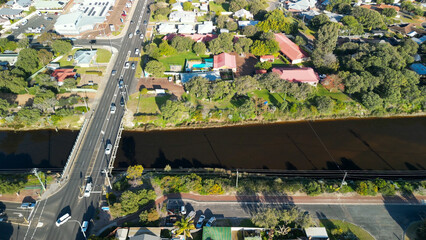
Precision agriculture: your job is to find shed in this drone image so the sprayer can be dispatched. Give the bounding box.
[305,227,329,240]
[202,227,231,240]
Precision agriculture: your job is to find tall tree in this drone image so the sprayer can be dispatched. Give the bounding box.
[185,76,210,99]
[16,48,40,73]
[234,75,259,94]
[312,22,340,70]
[0,70,27,93]
[193,42,206,56]
[145,60,165,77]
[256,9,295,34]
[18,38,29,49]
[126,165,144,180]
[234,37,253,56]
[37,49,53,66]
[0,98,10,117]
[160,100,188,122]
[208,33,234,54]
[171,36,195,52]
[229,0,248,12]
[210,81,233,100]
[51,40,72,56]
[174,217,196,238]
[158,40,177,56]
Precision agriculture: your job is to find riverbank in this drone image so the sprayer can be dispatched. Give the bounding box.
[125,111,426,132]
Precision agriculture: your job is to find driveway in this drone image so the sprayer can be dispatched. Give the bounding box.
[8,13,59,39]
[179,200,426,240]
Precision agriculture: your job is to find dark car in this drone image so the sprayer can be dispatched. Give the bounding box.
[136,29,140,35]
[143,20,148,25]
[120,96,125,107]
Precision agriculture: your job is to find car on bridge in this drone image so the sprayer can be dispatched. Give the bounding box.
[131,63,136,70]
[118,78,124,89]
[110,103,116,114]
[105,140,112,155]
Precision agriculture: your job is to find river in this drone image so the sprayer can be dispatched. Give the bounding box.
[0,117,425,171]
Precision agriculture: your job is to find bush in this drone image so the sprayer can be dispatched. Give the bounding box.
[113,177,130,191]
[305,181,323,196]
[356,181,377,196]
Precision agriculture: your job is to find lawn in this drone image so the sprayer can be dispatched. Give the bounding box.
[75,66,106,75]
[58,48,78,67]
[96,48,112,63]
[158,52,209,71]
[132,95,171,114]
[320,219,374,240]
[55,115,83,129]
[316,84,352,102]
[252,89,285,106]
[25,173,54,187]
[209,2,229,12]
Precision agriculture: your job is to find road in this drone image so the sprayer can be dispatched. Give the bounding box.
[183,200,426,240]
[0,1,152,239]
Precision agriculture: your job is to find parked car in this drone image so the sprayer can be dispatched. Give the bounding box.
[206,217,216,227]
[81,221,89,232]
[56,213,71,227]
[196,215,205,228]
[46,17,53,21]
[11,26,19,29]
[124,62,130,69]
[180,206,186,215]
[110,103,116,114]
[67,55,73,61]
[131,63,135,70]
[36,11,41,16]
[105,140,112,155]
[130,20,134,24]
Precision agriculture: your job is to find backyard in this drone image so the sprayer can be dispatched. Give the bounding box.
[158,52,210,71]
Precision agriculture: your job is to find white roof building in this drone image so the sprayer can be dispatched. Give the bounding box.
[234,9,253,19]
[171,2,183,11]
[158,23,177,34]
[169,11,196,23]
[178,24,194,34]
[197,21,213,34]
[54,0,115,35]
[200,2,208,11]
[288,0,317,12]
[34,0,67,10]
[305,227,329,240]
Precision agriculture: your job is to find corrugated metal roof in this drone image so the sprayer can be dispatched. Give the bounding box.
[0,8,23,15]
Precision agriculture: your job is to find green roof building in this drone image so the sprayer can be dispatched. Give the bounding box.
[202,227,231,240]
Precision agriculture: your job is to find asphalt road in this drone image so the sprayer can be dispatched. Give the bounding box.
[8,14,59,39]
[0,1,152,239]
[184,200,426,240]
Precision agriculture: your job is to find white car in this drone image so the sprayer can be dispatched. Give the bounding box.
[128,33,133,38]
[124,62,130,69]
[206,217,216,227]
[180,206,186,215]
[131,63,136,70]
[11,26,19,29]
[196,215,205,228]
[110,103,116,114]
[135,48,140,55]
[56,213,71,227]
[105,141,112,155]
[139,34,144,39]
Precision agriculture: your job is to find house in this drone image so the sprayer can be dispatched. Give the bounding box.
[389,23,426,36]
[300,9,320,20]
[260,55,275,62]
[158,23,177,34]
[169,11,196,23]
[178,24,194,34]
[275,33,309,64]
[171,2,183,11]
[0,8,22,19]
[272,67,319,86]
[197,21,214,34]
[213,52,237,72]
[407,31,417,37]
[6,0,32,10]
[234,9,253,19]
[0,53,18,65]
[412,35,426,45]
[376,4,400,12]
[323,11,343,23]
[305,227,329,240]
[410,63,426,75]
[73,49,97,67]
[180,71,221,83]
[238,20,259,29]
[287,0,317,12]
[51,68,77,86]
[34,0,67,10]
[200,2,208,11]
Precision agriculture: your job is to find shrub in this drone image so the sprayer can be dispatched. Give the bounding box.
[305,181,323,196]
[113,177,130,191]
[356,181,377,196]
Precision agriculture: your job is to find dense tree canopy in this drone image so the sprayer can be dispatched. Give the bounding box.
[145,60,165,77]
[16,48,40,73]
[51,40,72,56]
[256,9,296,34]
[0,70,26,93]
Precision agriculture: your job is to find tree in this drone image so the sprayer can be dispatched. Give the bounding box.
[310,14,330,29]
[361,91,383,110]
[352,7,385,31]
[4,41,17,51]
[312,22,340,70]
[139,208,160,223]
[38,32,59,46]
[120,189,156,215]
[417,219,426,240]
[242,25,257,37]
[37,49,53,66]
[160,100,188,122]
[182,1,193,11]
[255,61,272,70]
[229,0,248,12]
[234,75,259,94]
[193,42,206,56]
[250,39,278,56]
[185,76,210,98]
[0,98,10,117]
[382,8,397,18]
[238,98,256,119]
[314,96,334,113]
[0,70,27,93]
[158,40,176,56]
[145,60,165,77]
[171,36,194,52]
[16,108,41,125]
[126,165,144,180]
[234,37,253,56]
[16,48,39,73]
[208,33,234,54]
[226,21,238,31]
[341,16,364,35]
[33,89,57,112]
[18,38,29,49]
[63,78,76,89]
[145,43,160,59]
[210,81,232,100]
[294,36,306,46]
[174,217,196,238]
[251,208,279,228]
[256,9,296,34]
[249,0,268,16]
[51,40,72,56]
[216,15,228,29]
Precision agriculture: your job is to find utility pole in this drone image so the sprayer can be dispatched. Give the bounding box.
[340,171,348,189]
[83,91,89,113]
[103,169,112,189]
[32,168,46,192]
[236,169,239,189]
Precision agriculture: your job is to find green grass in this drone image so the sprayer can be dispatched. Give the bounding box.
[209,2,229,12]
[135,95,170,114]
[25,173,54,187]
[158,52,209,71]
[96,49,112,63]
[252,89,285,106]
[316,84,352,102]
[320,219,374,240]
[58,48,78,67]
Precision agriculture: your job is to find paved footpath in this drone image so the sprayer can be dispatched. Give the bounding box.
[156,193,426,205]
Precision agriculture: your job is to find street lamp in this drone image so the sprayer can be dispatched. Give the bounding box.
[68,219,87,240]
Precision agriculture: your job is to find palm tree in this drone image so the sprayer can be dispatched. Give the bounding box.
[174,217,196,238]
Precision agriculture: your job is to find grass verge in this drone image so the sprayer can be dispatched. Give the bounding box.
[320,219,374,240]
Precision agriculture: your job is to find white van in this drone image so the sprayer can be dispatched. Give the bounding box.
[56,213,71,227]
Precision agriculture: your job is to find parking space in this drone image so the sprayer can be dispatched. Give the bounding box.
[8,13,60,38]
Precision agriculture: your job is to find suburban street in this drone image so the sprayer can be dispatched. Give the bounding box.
[0,0,152,239]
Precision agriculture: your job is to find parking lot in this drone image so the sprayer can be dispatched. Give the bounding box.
[8,13,60,39]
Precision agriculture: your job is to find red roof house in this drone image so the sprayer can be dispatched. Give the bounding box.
[274,33,309,64]
[51,68,76,86]
[213,53,237,72]
[271,67,319,86]
[260,55,275,62]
